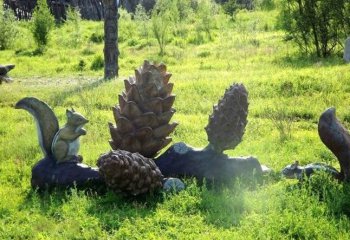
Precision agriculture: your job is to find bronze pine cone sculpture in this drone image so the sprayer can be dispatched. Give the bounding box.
[205,83,248,153]
[97,150,163,195]
[109,60,178,158]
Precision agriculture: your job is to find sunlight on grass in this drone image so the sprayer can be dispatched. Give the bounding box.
[1,6,350,239]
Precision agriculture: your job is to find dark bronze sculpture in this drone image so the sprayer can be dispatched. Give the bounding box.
[15,97,103,190]
[109,60,177,158]
[281,160,340,180]
[154,83,264,182]
[15,61,264,194]
[0,64,15,84]
[318,107,350,182]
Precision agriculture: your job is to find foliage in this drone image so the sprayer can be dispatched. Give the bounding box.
[255,0,276,10]
[64,6,82,47]
[151,0,176,55]
[0,3,19,50]
[118,8,137,43]
[1,8,350,238]
[90,55,104,71]
[134,4,150,39]
[222,0,238,17]
[196,0,220,41]
[264,104,295,142]
[31,0,55,49]
[279,0,350,57]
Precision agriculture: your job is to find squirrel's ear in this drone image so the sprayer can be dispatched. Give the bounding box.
[66,109,73,117]
[71,107,75,112]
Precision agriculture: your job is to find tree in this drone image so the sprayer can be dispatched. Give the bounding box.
[31,0,55,50]
[151,0,176,55]
[103,0,119,79]
[280,0,350,57]
[0,2,18,50]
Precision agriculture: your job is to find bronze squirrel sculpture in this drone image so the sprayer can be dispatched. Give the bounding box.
[318,107,350,181]
[15,97,88,163]
[15,97,103,190]
[281,161,340,180]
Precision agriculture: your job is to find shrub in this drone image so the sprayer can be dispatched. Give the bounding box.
[0,4,19,50]
[222,0,238,17]
[118,8,137,43]
[151,0,176,55]
[254,0,276,10]
[279,0,350,57]
[76,59,86,72]
[134,4,150,39]
[31,0,55,49]
[264,105,295,142]
[90,55,104,71]
[195,0,220,41]
[89,32,104,43]
[65,6,82,47]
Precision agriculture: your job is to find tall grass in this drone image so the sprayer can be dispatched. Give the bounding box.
[0,6,350,239]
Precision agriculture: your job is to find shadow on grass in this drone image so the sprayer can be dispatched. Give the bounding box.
[274,53,345,69]
[20,187,164,233]
[15,48,45,57]
[49,77,109,107]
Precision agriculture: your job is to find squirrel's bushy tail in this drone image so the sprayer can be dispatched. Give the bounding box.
[15,97,59,158]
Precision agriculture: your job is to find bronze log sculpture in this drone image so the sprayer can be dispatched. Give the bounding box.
[318,107,350,182]
[15,97,104,190]
[0,64,15,84]
[155,83,264,182]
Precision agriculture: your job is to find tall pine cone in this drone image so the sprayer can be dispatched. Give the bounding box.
[109,60,178,158]
[205,83,248,153]
[97,150,163,195]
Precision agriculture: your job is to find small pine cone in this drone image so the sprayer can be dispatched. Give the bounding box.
[205,83,248,153]
[97,150,163,196]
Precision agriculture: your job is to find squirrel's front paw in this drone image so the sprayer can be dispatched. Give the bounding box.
[79,129,87,135]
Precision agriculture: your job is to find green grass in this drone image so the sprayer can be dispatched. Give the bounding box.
[1,8,350,239]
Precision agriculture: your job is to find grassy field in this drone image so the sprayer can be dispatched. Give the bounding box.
[1,7,350,239]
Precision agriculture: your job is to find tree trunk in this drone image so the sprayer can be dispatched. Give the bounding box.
[103,0,118,79]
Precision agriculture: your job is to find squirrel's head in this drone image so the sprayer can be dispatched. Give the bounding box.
[66,108,89,127]
[281,160,302,179]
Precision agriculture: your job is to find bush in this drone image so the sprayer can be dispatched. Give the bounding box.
[65,6,82,47]
[255,0,276,10]
[89,32,104,43]
[151,0,176,55]
[31,0,55,49]
[0,5,19,50]
[222,0,238,17]
[90,55,104,71]
[195,0,220,41]
[279,0,350,57]
[134,4,150,39]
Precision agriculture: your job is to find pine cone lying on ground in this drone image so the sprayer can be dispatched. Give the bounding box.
[97,150,163,196]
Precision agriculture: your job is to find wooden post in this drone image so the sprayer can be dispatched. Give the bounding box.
[102,0,118,79]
